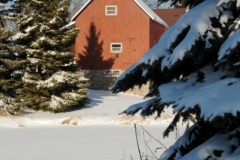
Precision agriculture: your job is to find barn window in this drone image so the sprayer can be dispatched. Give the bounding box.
[111,43,122,53]
[105,6,117,16]
[112,70,120,76]
[105,70,121,77]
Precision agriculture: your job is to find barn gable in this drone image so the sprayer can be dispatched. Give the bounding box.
[70,0,168,28]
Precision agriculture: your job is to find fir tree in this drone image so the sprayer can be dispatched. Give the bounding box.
[112,0,240,159]
[10,0,90,112]
[0,0,25,115]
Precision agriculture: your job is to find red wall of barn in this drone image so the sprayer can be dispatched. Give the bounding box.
[73,0,165,70]
[150,19,165,48]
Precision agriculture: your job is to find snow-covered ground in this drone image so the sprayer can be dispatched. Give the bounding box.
[0,90,179,160]
[0,90,174,127]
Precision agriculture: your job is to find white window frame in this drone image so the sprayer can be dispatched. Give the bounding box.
[105,5,117,16]
[105,70,121,77]
[110,43,122,53]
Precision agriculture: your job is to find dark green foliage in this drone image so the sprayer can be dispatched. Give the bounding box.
[9,0,89,112]
[0,0,26,115]
[157,0,204,8]
[112,0,240,159]
[213,150,224,157]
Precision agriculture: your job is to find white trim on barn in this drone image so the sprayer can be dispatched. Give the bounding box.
[70,0,168,28]
[105,5,118,16]
[133,0,168,28]
[110,43,123,53]
[71,0,92,21]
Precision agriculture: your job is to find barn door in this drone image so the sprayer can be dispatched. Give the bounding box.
[124,38,136,69]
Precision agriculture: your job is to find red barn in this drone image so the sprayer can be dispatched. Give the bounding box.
[153,8,186,31]
[70,0,168,71]
[69,1,188,94]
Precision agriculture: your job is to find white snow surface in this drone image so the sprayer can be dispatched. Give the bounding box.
[0,91,239,160]
[0,0,16,10]
[32,0,42,4]
[9,32,26,41]
[25,25,37,32]
[164,0,227,67]
[0,90,174,128]
[220,11,233,27]
[218,29,240,60]
[0,125,178,160]
[157,65,238,121]
[217,0,240,8]
[0,90,177,160]
[49,17,57,24]
[225,147,240,160]
[178,127,240,160]
[119,64,239,122]
[173,78,240,120]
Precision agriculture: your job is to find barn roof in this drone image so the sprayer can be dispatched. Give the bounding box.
[70,0,92,21]
[70,0,169,28]
[153,8,186,27]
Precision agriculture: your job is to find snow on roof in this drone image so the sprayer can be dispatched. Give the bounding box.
[133,0,168,28]
[70,0,92,21]
[70,0,168,28]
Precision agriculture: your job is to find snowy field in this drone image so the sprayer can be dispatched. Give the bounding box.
[0,90,179,160]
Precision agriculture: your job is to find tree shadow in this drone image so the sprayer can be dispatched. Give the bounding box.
[77,22,115,69]
[77,22,116,90]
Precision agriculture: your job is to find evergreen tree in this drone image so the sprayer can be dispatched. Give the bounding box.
[0,0,25,115]
[10,0,90,112]
[112,0,240,159]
